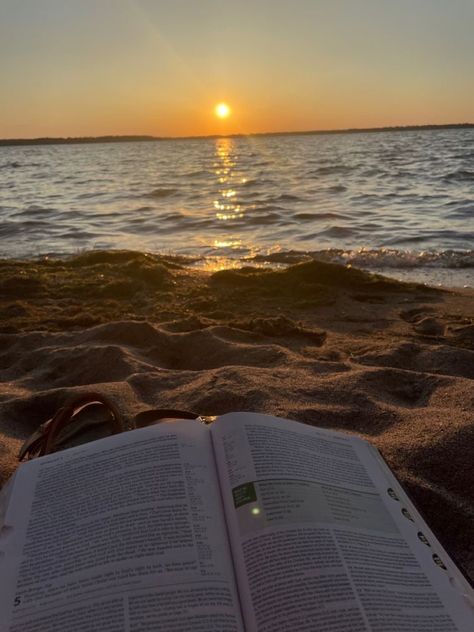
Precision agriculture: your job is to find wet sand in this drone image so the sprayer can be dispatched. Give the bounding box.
[0,251,473,579]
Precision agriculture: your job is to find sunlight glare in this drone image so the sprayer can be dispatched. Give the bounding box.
[215,103,231,119]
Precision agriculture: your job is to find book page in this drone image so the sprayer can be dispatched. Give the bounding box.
[212,413,474,632]
[368,444,473,595]
[0,421,244,632]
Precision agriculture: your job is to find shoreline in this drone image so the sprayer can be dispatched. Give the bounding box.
[2,249,470,332]
[0,251,473,579]
[1,249,472,291]
[1,122,473,147]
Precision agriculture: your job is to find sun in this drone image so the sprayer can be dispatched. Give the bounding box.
[215,103,231,119]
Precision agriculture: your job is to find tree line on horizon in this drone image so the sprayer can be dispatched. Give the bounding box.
[0,123,473,146]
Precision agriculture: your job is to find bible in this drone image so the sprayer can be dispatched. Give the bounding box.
[0,412,473,631]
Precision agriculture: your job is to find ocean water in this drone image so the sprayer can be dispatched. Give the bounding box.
[0,128,473,286]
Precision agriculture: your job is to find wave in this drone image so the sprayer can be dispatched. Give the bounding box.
[183,169,209,178]
[293,212,349,221]
[327,184,347,193]
[16,206,55,218]
[0,161,43,170]
[78,192,107,199]
[247,212,283,226]
[318,226,355,238]
[250,204,284,213]
[251,248,474,270]
[147,188,179,198]
[444,206,474,220]
[275,193,303,202]
[308,165,353,176]
[443,169,474,183]
[240,178,261,188]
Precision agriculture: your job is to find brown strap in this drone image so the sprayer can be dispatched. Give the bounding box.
[19,392,124,460]
[42,392,123,456]
[18,422,51,461]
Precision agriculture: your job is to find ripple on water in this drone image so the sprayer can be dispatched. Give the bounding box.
[327,184,347,193]
[308,165,353,176]
[294,212,350,221]
[318,226,356,238]
[146,188,179,198]
[443,169,474,184]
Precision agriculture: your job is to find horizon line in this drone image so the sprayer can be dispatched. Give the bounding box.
[1,122,473,146]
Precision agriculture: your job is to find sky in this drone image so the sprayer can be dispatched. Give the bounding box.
[0,0,473,138]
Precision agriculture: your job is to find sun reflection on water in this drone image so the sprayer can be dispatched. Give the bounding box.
[213,138,244,221]
[202,137,269,271]
[213,239,242,249]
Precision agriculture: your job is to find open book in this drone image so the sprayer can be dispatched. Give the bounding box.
[0,413,473,631]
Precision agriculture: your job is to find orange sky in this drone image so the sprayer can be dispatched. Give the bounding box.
[0,0,473,138]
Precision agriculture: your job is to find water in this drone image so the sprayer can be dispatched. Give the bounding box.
[1,128,473,286]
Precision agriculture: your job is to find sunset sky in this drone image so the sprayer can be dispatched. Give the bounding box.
[1,0,473,139]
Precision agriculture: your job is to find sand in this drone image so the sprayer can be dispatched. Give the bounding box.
[0,251,473,581]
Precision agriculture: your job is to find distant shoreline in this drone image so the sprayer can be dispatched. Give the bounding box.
[1,122,473,147]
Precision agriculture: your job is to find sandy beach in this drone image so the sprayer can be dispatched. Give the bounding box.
[0,251,473,581]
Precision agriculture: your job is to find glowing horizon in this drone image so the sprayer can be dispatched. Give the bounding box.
[0,1,472,139]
